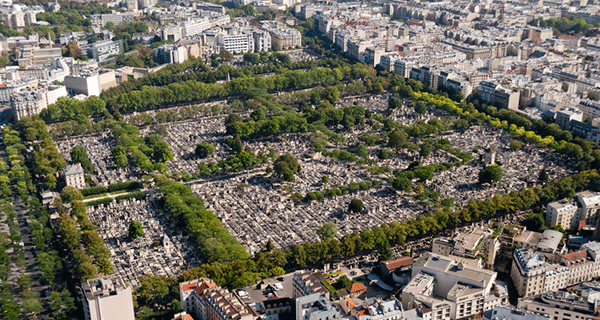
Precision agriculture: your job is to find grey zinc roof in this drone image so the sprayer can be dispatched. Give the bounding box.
[63,163,84,176]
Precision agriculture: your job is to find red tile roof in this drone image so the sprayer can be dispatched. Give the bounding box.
[381,257,414,271]
[349,283,367,294]
[172,314,194,320]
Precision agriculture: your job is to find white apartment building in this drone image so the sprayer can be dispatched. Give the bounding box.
[183,19,210,38]
[268,28,301,51]
[518,290,599,320]
[80,276,135,320]
[216,33,254,54]
[90,13,134,28]
[64,69,116,97]
[89,40,124,62]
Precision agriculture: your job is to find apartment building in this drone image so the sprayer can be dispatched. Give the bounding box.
[292,270,329,299]
[80,276,135,320]
[10,89,47,122]
[554,107,584,131]
[180,278,217,320]
[512,242,600,297]
[179,278,254,320]
[216,33,254,54]
[578,100,600,121]
[90,13,134,28]
[205,287,254,320]
[546,191,600,229]
[17,46,62,68]
[517,290,599,320]
[511,248,547,297]
[64,69,116,97]
[402,252,506,320]
[268,28,301,50]
[89,40,124,62]
[431,228,499,268]
[478,79,520,110]
[296,293,341,320]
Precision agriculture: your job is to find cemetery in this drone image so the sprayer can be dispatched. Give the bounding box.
[85,196,201,287]
[51,92,577,260]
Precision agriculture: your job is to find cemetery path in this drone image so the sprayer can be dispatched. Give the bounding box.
[14,196,53,320]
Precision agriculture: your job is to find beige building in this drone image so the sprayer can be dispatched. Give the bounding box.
[63,163,85,189]
[546,191,600,229]
[268,28,302,50]
[179,278,253,320]
[518,291,598,320]
[17,46,62,68]
[80,276,135,320]
[511,248,547,297]
[10,90,47,121]
[512,242,600,297]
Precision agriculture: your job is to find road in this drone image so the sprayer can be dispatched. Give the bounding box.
[14,197,52,320]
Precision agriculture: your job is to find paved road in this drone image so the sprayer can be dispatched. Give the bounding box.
[14,197,53,319]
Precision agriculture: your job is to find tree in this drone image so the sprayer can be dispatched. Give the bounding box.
[243,53,260,65]
[388,130,407,151]
[538,168,549,184]
[67,41,83,59]
[70,146,94,173]
[509,140,522,150]
[60,186,83,203]
[478,164,503,184]
[128,220,144,239]
[321,175,329,184]
[195,142,216,158]
[388,96,402,109]
[316,222,337,241]
[0,55,9,68]
[220,49,233,62]
[266,239,274,252]
[413,101,427,114]
[349,198,363,213]
[112,145,128,166]
[273,154,301,182]
[392,177,412,192]
[153,141,174,163]
[419,142,432,157]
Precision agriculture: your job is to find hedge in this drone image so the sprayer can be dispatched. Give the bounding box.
[115,191,146,201]
[107,181,142,192]
[86,198,113,207]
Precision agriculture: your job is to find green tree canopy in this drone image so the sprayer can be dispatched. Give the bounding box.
[478,164,503,184]
[273,154,301,182]
[128,220,144,239]
[349,198,363,213]
[195,142,216,159]
[316,222,337,241]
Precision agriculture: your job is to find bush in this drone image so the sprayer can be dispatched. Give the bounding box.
[509,140,522,150]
